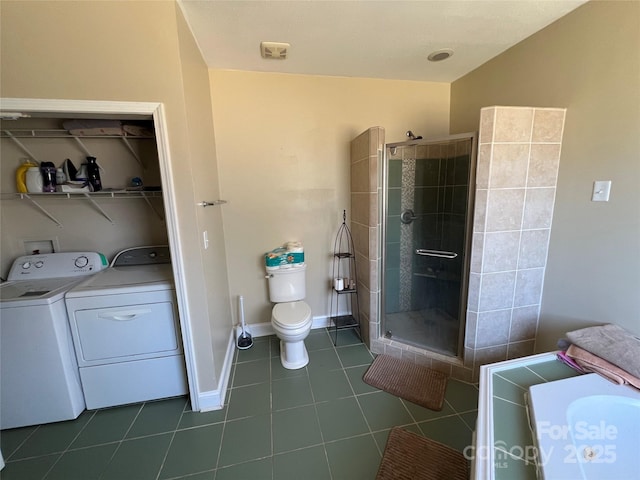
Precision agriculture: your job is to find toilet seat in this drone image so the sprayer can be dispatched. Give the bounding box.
[272,301,311,329]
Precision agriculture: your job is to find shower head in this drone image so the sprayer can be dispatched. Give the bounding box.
[406,130,423,140]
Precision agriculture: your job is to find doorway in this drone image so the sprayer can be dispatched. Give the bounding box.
[381,133,477,357]
[0,98,197,405]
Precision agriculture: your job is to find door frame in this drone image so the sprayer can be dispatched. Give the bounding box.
[0,97,199,407]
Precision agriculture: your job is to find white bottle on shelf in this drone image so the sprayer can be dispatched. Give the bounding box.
[25,167,43,193]
[55,168,66,184]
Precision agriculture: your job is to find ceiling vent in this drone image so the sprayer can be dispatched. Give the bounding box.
[260,42,290,60]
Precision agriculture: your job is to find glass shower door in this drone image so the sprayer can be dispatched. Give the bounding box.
[382,134,476,357]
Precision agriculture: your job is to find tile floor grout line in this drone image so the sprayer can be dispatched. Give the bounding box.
[333,334,382,459]
[3,423,41,462]
[119,402,146,442]
[269,338,275,480]
[96,401,149,480]
[211,357,237,478]
[153,397,189,480]
[302,330,334,480]
[96,438,124,480]
[39,408,98,480]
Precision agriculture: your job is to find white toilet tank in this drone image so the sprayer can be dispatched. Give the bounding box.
[267,263,306,302]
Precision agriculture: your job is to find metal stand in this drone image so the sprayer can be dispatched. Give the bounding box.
[330,210,361,346]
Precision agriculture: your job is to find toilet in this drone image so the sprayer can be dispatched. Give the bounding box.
[266,263,312,369]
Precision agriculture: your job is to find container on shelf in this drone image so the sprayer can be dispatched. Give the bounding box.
[15,160,38,193]
[25,167,43,193]
[55,168,66,185]
[41,163,57,193]
[86,156,102,192]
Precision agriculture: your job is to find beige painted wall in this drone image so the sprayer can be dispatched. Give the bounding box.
[0,1,230,397]
[209,71,449,328]
[450,1,640,351]
[175,7,233,379]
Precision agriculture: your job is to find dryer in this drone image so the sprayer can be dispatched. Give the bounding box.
[64,246,188,409]
[0,252,107,429]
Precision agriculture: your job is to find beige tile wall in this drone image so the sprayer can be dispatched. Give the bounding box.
[467,106,566,378]
[350,127,384,347]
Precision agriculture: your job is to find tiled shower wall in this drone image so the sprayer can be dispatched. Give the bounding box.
[385,141,472,318]
[350,107,565,381]
[466,106,566,377]
[350,127,384,348]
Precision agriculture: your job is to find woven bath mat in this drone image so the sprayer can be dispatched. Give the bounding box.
[376,427,469,480]
[363,354,448,411]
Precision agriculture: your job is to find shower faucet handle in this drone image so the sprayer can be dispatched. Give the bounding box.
[400,209,417,224]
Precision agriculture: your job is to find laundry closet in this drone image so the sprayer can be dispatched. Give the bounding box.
[0,114,188,418]
[1,115,168,267]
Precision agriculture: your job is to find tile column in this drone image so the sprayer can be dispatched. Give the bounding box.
[466,106,566,378]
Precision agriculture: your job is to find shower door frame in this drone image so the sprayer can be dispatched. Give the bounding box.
[379,132,477,359]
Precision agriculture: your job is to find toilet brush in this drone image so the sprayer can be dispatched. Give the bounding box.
[237,295,253,350]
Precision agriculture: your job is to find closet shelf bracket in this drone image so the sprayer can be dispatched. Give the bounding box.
[121,136,146,170]
[73,136,93,158]
[81,193,115,224]
[4,130,39,162]
[22,194,63,227]
[141,192,164,221]
[8,191,164,227]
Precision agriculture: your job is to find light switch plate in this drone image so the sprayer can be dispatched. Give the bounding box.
[591,180,612,202]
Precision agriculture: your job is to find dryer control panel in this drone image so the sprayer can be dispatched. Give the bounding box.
[8,252,108,280]
[111,245,171,267]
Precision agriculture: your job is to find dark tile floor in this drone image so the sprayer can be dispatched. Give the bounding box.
[0,328,478,479]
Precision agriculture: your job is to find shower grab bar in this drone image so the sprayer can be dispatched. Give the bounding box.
[415,249,458,259]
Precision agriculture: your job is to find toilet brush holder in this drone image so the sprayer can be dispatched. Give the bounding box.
[236,295,253,350]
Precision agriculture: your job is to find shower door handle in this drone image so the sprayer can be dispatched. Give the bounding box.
[415,249,458,259]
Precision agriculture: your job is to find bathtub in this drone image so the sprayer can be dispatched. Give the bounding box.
[527,373,640,480]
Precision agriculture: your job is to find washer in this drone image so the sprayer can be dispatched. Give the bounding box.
[64,246,188,409]
[0,252,107,429]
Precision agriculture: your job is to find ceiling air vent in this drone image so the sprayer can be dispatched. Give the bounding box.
[260,42,290,60]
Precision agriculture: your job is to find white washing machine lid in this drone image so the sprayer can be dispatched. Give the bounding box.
[272,301,311,329]
[66,264,174,298]
[0,277,83,307]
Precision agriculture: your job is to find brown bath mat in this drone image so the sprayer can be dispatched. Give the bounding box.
[363,354,448,411]
[376,427,469,480]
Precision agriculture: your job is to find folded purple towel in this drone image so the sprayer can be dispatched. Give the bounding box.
[556,351,584,373]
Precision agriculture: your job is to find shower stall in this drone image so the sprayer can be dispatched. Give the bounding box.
[381,134,476,358]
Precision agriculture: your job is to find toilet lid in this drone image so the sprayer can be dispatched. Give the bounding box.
[272,301,311,329]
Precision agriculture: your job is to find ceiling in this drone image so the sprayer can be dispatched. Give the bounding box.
[178,0,587,83]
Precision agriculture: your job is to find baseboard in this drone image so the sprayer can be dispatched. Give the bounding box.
[195,329,235,412]
[245,316,331,338]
